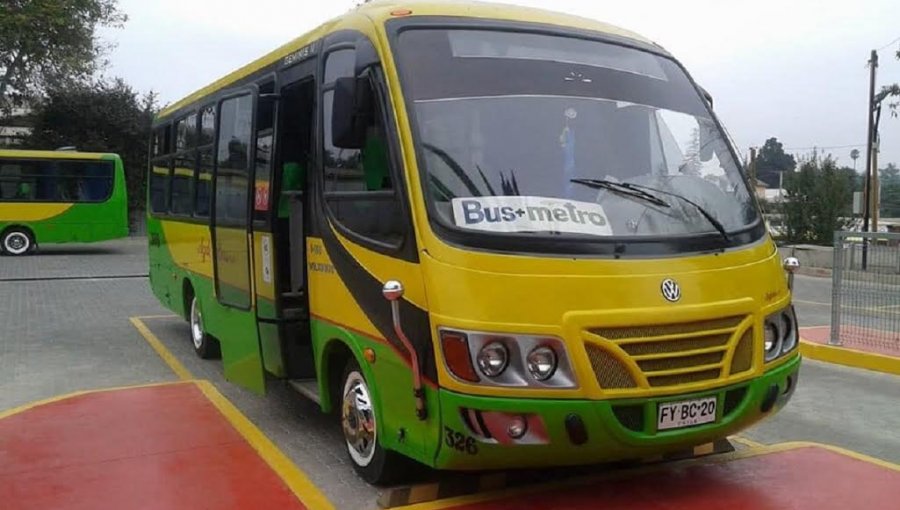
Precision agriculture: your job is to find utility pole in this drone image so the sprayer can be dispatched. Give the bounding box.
[862,49,877,269]
[872,131,879,231]
[749,147,757,185]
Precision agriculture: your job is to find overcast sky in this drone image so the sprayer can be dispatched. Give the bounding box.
[100,0,900,168]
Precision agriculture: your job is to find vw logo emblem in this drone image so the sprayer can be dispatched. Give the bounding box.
[661,278,681,302]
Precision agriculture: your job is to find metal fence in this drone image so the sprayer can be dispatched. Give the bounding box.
[830,231,900,353]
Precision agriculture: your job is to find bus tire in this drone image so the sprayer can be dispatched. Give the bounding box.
[189,295,220,359]
[1,228,34,256]
[340,358,408,485]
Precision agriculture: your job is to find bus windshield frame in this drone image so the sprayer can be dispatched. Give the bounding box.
[388,19,766,257]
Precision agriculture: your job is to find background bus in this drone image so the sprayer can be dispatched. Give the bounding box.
[0,150,128,255]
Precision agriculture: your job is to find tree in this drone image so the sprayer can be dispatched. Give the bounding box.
[755,137,796,188]
[782,156,855,245]
[24,78,157,221]
[880,163,900,218]
[0,0,126,117]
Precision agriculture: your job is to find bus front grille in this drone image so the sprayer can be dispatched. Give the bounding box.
[585,316,753,390]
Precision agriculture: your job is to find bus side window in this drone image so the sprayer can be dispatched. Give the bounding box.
[322,47,406,247]
[171,113,198,215]
[149,125,172,214]
[194,105,216,218]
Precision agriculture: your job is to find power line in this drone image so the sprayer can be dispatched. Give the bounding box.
[877,36,900,52]
[783,143,865,151]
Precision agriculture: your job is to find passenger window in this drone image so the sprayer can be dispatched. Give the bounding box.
[215,95,252,224]
[322,49,405,247]
[170,153,194,215]
[152,127,171,157]
[175,114,198,151]
[149,161,170,213]
[195,149,213,217]
[199,106,216,146]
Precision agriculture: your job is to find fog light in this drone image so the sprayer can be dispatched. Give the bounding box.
[507,415,528,439]
[477,342,509,378]
[526,346,558,381]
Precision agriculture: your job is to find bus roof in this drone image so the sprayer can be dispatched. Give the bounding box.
[158,0,657,119]
[0,149,120,161]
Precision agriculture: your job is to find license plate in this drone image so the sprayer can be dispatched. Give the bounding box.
[657,397,717,430]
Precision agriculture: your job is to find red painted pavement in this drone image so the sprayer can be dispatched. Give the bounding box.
[0,383,307,510]
[802,325,900,356]
[440,446,900,510]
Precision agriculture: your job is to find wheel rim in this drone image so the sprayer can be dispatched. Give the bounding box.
[190,298,204,349]
[342,371,377,467]
[4,233,29,255]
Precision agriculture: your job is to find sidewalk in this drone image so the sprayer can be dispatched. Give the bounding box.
[800,326,900,376]
[0,381,330,510]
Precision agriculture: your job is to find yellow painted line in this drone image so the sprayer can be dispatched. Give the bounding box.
[0,381,192,420]
[765,441,900,473]
[133,314,180,320]
[130,316,194,381]
[793,299,831,307]
[800,339,900,376]
[128,316,335,509]
[397,441,900,510]
[196,380,335,510]
[730,435,766,449]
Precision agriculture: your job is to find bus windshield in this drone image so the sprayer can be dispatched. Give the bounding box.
[393,29,760,251]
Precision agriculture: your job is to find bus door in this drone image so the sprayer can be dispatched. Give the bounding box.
[208,87,266,394]
[269,58,318,387]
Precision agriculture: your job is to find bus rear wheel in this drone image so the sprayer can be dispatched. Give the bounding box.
[189,296,220,359]
[340,359,411,485]
[1,228,34,256]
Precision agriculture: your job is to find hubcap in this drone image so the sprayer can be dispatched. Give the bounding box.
[190,298,204,349]
[341,371,377,467]
[4,233,28,254]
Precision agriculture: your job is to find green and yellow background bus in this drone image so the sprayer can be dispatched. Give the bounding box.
[0,149,128,255]
[147,0,800,483]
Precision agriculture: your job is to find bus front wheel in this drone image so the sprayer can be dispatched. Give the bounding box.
[189,296,220,359]
[341,359,408,485]
[1,228,34,256]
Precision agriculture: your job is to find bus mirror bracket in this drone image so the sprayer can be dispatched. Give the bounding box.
[382,280,428,421]
[331,76,372,149]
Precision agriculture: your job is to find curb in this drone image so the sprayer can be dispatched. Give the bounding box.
[800,339,900,376]
[378,439,733,508]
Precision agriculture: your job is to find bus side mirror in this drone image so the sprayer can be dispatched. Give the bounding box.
[332,76,372,149]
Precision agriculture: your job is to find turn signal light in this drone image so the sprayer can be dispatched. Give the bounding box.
[441,331,480,382]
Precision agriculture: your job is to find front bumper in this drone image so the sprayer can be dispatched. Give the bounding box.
[434,354,800,470]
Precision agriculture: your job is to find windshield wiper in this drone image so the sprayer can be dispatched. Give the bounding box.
[622,181,730,244]
[570,178,670,208]
[570,178,730,244]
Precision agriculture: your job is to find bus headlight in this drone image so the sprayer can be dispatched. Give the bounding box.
[439,328,577,388]
[764,306,798,362]
[526,346,557,381]
[477,342,509,377]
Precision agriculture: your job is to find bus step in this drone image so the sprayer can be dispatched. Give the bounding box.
[282,307,307,321]
[288,379,320,404]
[282,291,305,298]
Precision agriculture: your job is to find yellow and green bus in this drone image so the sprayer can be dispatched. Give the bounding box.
[0,149,128,255]
[147,1,801,483]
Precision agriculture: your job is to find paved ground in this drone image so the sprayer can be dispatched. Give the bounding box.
[1,238,899,509]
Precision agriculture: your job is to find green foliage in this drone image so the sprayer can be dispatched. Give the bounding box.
[881,163,900,218]
[755,137,796,188]
[782,156,854,245]
[0,0,126,116]
[23,78,157,215]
